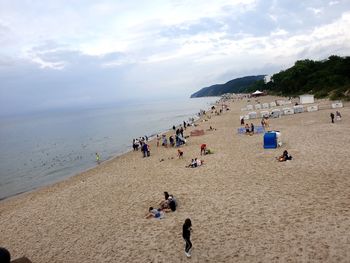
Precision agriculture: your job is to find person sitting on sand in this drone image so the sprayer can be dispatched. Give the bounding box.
[200,144,207,155]
[159,192,170,209]
[145,207,164,219]
[277,150,292,162]
[163,195,177,212]
[241,117,245,125]
[245,123,250,134]
[186,159,197,168]
[250,123,255,135]
[178,149,184,158]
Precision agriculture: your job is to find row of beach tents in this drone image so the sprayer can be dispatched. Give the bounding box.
[240,101,343,121]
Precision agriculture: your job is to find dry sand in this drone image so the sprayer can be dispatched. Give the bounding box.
[1,96,350,263]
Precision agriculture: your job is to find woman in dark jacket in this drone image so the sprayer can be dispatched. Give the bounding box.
[182,218,192,257]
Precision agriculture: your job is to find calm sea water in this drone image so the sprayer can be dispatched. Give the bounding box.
[0,97,218,200]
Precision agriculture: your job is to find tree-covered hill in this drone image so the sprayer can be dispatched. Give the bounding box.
[190,75,265,98]
[263,55,350,100]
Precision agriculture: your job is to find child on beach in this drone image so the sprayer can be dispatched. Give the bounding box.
[95,153,100,164]
[182,218,193,257]
[145,207,164,219]
[178,149,184,158]
[200,144,207,155]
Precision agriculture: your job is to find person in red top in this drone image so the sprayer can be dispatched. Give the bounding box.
[200,144,206,155]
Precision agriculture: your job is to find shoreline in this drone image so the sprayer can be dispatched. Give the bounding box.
[0,98,219,202]
[1,95,350,262]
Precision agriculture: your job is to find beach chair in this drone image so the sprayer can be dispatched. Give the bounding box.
[246,105,253,111]
[331,102,343,108]
[283,108,294,115]
[255,104,261,110]
[270,109,281,118]
[307,105,318,112]
[269,102,277,108]
[293,105,304,113]
[248,112,257,119]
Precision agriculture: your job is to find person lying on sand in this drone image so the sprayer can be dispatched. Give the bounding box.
[277,150,292,162]
[145,207,164,219]
[186,158,204,168]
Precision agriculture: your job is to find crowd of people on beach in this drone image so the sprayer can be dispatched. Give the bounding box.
[132,137,151,157]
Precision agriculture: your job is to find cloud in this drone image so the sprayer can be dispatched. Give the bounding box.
[0,0,350,115]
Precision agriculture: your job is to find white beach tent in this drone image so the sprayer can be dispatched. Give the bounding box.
[293,105,304,113]
[269,101,277,108]
[246,105,254,111]
[248,111,258,119]
[283,107,294,115]
[299,94,314,104]
[262,103,269,109]
[331,101,343,108]
[260,111,270,118]
[255,104,261,110]
[252,90,264,96]
[307,105,318,112]
[270,109,281,118]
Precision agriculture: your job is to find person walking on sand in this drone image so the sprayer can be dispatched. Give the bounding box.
[183,218,193,257]
[95,152,100,164]
[330,112,335,123]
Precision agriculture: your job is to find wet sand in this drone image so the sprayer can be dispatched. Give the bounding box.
[1,96,350,262]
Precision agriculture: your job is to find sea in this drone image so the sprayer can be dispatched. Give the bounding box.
[0,97,219,200]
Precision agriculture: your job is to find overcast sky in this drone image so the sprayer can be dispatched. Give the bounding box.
[1,0,350,115]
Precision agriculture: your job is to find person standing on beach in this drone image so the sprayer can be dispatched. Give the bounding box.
[182,218,193,257]
[156,135,160,147]
[95,153,100,164]
[330,112,335,123]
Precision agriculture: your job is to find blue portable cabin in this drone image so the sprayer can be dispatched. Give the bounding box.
[264,132,277,148]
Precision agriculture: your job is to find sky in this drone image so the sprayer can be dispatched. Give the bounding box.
[0,0,350,115]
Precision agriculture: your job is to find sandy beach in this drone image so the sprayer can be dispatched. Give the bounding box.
[1,95,350,263]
